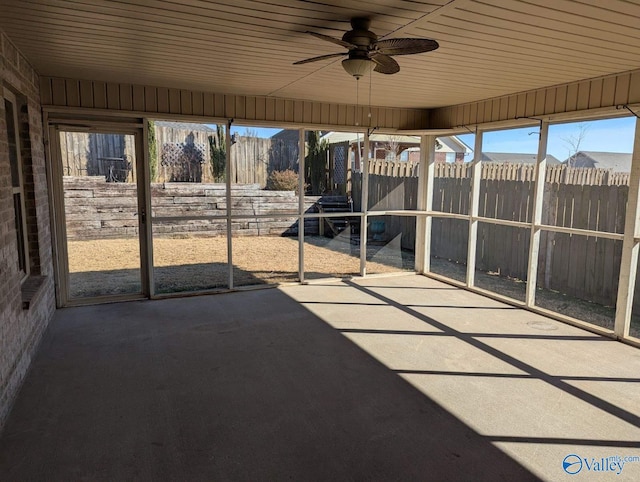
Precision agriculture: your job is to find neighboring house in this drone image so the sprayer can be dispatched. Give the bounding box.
[480,152,562,165]
[321,132,419,161]
[436,136,472,163]
[320,132,470,168]
[565,151,632,172]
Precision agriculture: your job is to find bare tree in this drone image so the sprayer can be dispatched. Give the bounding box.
[385,135,402,161]
[242,127,259,138]
[562,123,589,167]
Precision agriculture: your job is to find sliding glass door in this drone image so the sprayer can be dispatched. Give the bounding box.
[54,125,147,303]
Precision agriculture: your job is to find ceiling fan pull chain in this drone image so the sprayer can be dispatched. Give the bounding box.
[368,64,373,126]
[355,77,360,126]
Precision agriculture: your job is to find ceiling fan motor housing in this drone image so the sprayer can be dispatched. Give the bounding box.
[294,16,439,77]
[342,17,377,48]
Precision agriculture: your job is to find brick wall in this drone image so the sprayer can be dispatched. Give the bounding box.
[0,31,55,432]
[433,152,465,163]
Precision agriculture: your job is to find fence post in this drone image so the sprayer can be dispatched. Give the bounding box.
[526,121,549,307]
[467,132,483,287]
[415,136,436,273]
[614,118,640,338]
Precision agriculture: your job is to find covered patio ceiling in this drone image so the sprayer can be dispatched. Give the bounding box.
[2,0,640,109]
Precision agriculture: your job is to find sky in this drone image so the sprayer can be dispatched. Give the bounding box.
[213,115,637,162]
[205,125,284,138]
[457,116,636,162]
[229,126,283,137]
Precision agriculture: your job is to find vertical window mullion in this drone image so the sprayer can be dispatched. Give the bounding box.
[415,135,435,274]
[526,121,549,307]
[466,131,483,286]
[359,134,370,276]
[225,121,233,289]
[298,129,305,283]
[614,117,640,338]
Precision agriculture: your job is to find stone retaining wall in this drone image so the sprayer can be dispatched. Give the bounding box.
[63,177,321,239]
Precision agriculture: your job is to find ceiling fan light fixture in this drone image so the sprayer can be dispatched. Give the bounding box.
[342,58,371,79]
[295,18,439,77]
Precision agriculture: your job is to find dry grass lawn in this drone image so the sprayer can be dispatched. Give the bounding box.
[67,235,413,297]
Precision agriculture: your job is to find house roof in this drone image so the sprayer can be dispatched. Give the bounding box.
[567,151,633,171]
[2,1,640,110]
[481,152,561,165]
[439,136,471,154]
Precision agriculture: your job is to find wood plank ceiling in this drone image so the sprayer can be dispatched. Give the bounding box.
[1,0,640,109]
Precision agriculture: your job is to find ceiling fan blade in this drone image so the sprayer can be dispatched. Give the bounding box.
[307,31,356,49]
[374,38,439,56]
[370,53,400,74]
[293,52,346,65]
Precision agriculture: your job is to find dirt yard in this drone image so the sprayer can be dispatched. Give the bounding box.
[430,257,640,338]
[67,234,413,296]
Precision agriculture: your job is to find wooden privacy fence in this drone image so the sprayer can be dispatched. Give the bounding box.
[60,132,136,180]
[62,130,300,188]
[157,134,298,187]
[352,174,418,252]
[353,172,634,310]
[228,135,299,185]
[368,159,419,177]
[366,160,632,186]
[155,123,213,183]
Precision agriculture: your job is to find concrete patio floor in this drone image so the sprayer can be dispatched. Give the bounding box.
[1,274,639,481]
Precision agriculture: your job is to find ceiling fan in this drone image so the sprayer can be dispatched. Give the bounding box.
[293,17,439,78]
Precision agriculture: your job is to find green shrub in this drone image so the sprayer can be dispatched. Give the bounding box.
[306,131,328,194]
[147,120,158,181]
[266,169,299,191]
[208,125,226,182]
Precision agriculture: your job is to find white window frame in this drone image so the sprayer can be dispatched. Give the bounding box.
[421,112,639,346]
[4,87,29,280]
